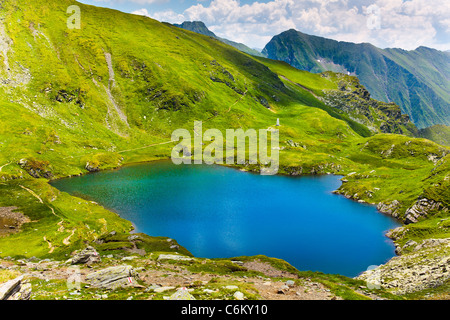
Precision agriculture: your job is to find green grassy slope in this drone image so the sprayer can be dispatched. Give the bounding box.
[0,0,448,297]
[419,125,450,147]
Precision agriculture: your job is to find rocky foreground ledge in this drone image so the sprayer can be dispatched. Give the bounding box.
[0,244,399,301]
[357,238,450,296]
[0,233,449,300]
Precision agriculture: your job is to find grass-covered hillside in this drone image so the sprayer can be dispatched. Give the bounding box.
[419,125,450,147]
[0,0,448,299]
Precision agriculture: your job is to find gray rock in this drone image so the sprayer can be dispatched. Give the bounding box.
[377,200,401,218]
[404,198,447,224]
[157,254,192,262]
[285,280,295,287]
[357,238,450,294]
[0,276,31,300]
[154,286,176,293]
[70,246,101,265]
[169,287,196,300]
[86,265,138,289]
[233,291,245,300]
[414,238,450,251]
[85,161,100,172]
[145,284,161,292]
[396,240,418,255]
[286,140,302,148]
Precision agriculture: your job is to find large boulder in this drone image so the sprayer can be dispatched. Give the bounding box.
[404,198,447,224]
[169,287,196,300]
[69,246,101,265]
[157,254,192,262]
[377,200,401,218]
[86,265,139,290]
[0,275,32,300]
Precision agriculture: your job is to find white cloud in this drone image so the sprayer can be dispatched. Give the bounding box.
[150,9,186,23]
[95,0,169,3]
[138,0,449,50]
[131,8,150,16]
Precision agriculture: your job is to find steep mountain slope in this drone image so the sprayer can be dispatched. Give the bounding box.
[419,125,450,146]
[255,57,419,137]
[0,0,448,298]
[173,21,264,57]
[173,21,216,38]
[263,29,450,129]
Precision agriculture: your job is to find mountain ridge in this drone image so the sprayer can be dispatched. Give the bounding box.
[262,29,450,129]
[173,20,264,57]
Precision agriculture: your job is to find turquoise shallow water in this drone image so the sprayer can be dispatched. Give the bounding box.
[51,161,400,277]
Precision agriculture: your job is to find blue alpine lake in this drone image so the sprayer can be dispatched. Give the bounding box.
[51,160,400,277]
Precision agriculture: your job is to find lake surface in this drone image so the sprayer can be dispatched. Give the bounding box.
[51,161,400,277]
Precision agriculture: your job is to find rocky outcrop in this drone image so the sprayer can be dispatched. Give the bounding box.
[168,287,196,300]
[377,198,448,223]
[357,238,450,294]
[377,200,402,218]
[157,254,193,262]
[286,140,306,149]
[414,238,450,251]
[404,198,447,224]
[284,166,303,176]
[394,240,418,255]
[209,60,245,96]
[68,246,101,265]
[85,161,100,172]
[0,207,30,237]
[0,275,31,300]
[393,238,450,255]
[321,87,415,136]
[86,265,140,289]
[282,163,342,176]
[18,158,53,179]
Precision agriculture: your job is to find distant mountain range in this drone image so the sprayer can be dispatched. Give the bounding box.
[262,29,450,129]
[173,21,264,57]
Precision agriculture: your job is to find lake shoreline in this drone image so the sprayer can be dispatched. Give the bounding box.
[50,159,400,277]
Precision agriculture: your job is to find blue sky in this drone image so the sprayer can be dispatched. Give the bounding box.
[77,0,450,51]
